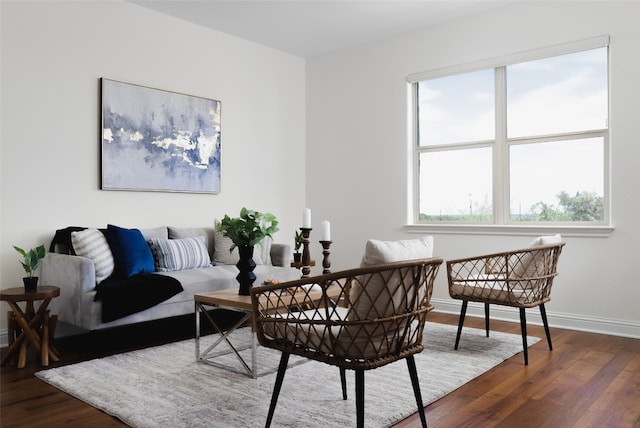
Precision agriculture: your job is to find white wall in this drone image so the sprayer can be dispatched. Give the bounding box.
[0,1,305,332]
[2,1,638,341]
[306,1,640,337]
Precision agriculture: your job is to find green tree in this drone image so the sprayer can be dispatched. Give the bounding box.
[530,201,562,221]
[530,191,603,221]
[422,190,603,222]
[557,191,603,221]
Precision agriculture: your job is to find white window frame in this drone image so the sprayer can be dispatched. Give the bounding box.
[406,35,613,237]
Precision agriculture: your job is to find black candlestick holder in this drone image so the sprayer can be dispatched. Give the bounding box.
[319,240,332,274]
[300,228,312,278]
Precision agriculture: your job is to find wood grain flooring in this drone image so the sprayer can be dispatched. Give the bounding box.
[1,311,639,427]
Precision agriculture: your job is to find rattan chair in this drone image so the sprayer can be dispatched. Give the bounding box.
[446,237,565,365]
[251,257,443,428]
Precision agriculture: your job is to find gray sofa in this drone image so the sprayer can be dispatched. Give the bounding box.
[41,225,299,331]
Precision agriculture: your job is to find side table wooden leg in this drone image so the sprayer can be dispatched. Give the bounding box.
[49,314,60,361]
[7,311,15,346]
[6,311,17,365]
[41,310,50,366]
[18,337,29,369]
[49,314,58,338]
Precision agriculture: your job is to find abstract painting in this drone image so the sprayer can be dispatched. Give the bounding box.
[101,79,221,193]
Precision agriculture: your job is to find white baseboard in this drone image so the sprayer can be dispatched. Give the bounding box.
[2,300,638,349]
[431,298,640,339]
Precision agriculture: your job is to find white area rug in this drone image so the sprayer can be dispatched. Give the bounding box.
[36,322,539,428]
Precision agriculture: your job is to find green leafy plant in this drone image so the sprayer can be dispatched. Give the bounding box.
[13,244,46,278]
[217,207,279,251]
[294,230,303,253]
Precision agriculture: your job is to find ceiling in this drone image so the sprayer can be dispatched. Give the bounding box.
[130,0,519,58]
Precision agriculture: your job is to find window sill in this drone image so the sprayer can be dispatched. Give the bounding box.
[405,223,614,238]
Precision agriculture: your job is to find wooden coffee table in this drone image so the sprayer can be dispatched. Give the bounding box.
[1,285,60,368]
[195,285,339,378]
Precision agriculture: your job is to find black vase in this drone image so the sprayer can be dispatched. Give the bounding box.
[23,277,38,292]
[236,245,257,296]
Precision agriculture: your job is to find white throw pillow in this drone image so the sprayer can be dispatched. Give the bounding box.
[213,229,240,265]
[361,236,434,266]
[148,237,212,272]
[513,234,563,278]
[256,237,272,265]
[526,234,563,248]
[213,220,269,265]
[351,236,435,320]
[71,228,115,284]
[213,232,270,265]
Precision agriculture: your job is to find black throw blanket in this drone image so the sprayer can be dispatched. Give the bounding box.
[50,226,87,254]
[95,274,183,323]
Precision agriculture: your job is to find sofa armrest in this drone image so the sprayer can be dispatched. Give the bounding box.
[270,243,291,267]
[40,253,96,327]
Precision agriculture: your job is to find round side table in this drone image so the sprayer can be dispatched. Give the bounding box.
[1,285,60,368]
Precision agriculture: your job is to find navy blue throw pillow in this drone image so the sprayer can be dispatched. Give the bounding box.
[105,224,155,278]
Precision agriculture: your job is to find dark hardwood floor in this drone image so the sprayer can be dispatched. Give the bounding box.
[1,311,639,427]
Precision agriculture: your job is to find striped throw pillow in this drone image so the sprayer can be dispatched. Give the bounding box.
[148,237,212,272]
[71,228,115,284]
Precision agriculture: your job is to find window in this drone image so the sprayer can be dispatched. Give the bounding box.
[409,37,609,227]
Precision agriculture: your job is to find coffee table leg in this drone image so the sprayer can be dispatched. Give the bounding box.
[197,308,255,377]
[252,331,258,379]
[195,301,201,360]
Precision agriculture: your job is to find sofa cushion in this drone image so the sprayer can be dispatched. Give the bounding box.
[104,224,155,278]
[140,226,168,240]
[71,228,114,284]
[148,237,212,272]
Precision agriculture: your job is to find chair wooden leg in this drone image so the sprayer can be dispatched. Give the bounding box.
[340,367,347,400]
[484,303,490,337]
[355,369,365,428]
[406,355,428,428]
[519,308,528,365]
[540,304,553,350]
[454,300,468,350]
[265,352,290,428]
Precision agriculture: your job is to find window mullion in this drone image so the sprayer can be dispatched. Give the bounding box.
[494,67,508,224]
[412,82,420,223]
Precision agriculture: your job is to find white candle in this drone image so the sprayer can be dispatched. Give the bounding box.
[320,220,331,241]
[302,208,311,228]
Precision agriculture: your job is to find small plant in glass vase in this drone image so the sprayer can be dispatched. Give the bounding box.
[293,230,303,263]
[13,244,46,292]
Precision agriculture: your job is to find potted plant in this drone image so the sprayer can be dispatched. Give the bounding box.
[217,207,279,295]
[293,230,303,263]
[13,244,46,292]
